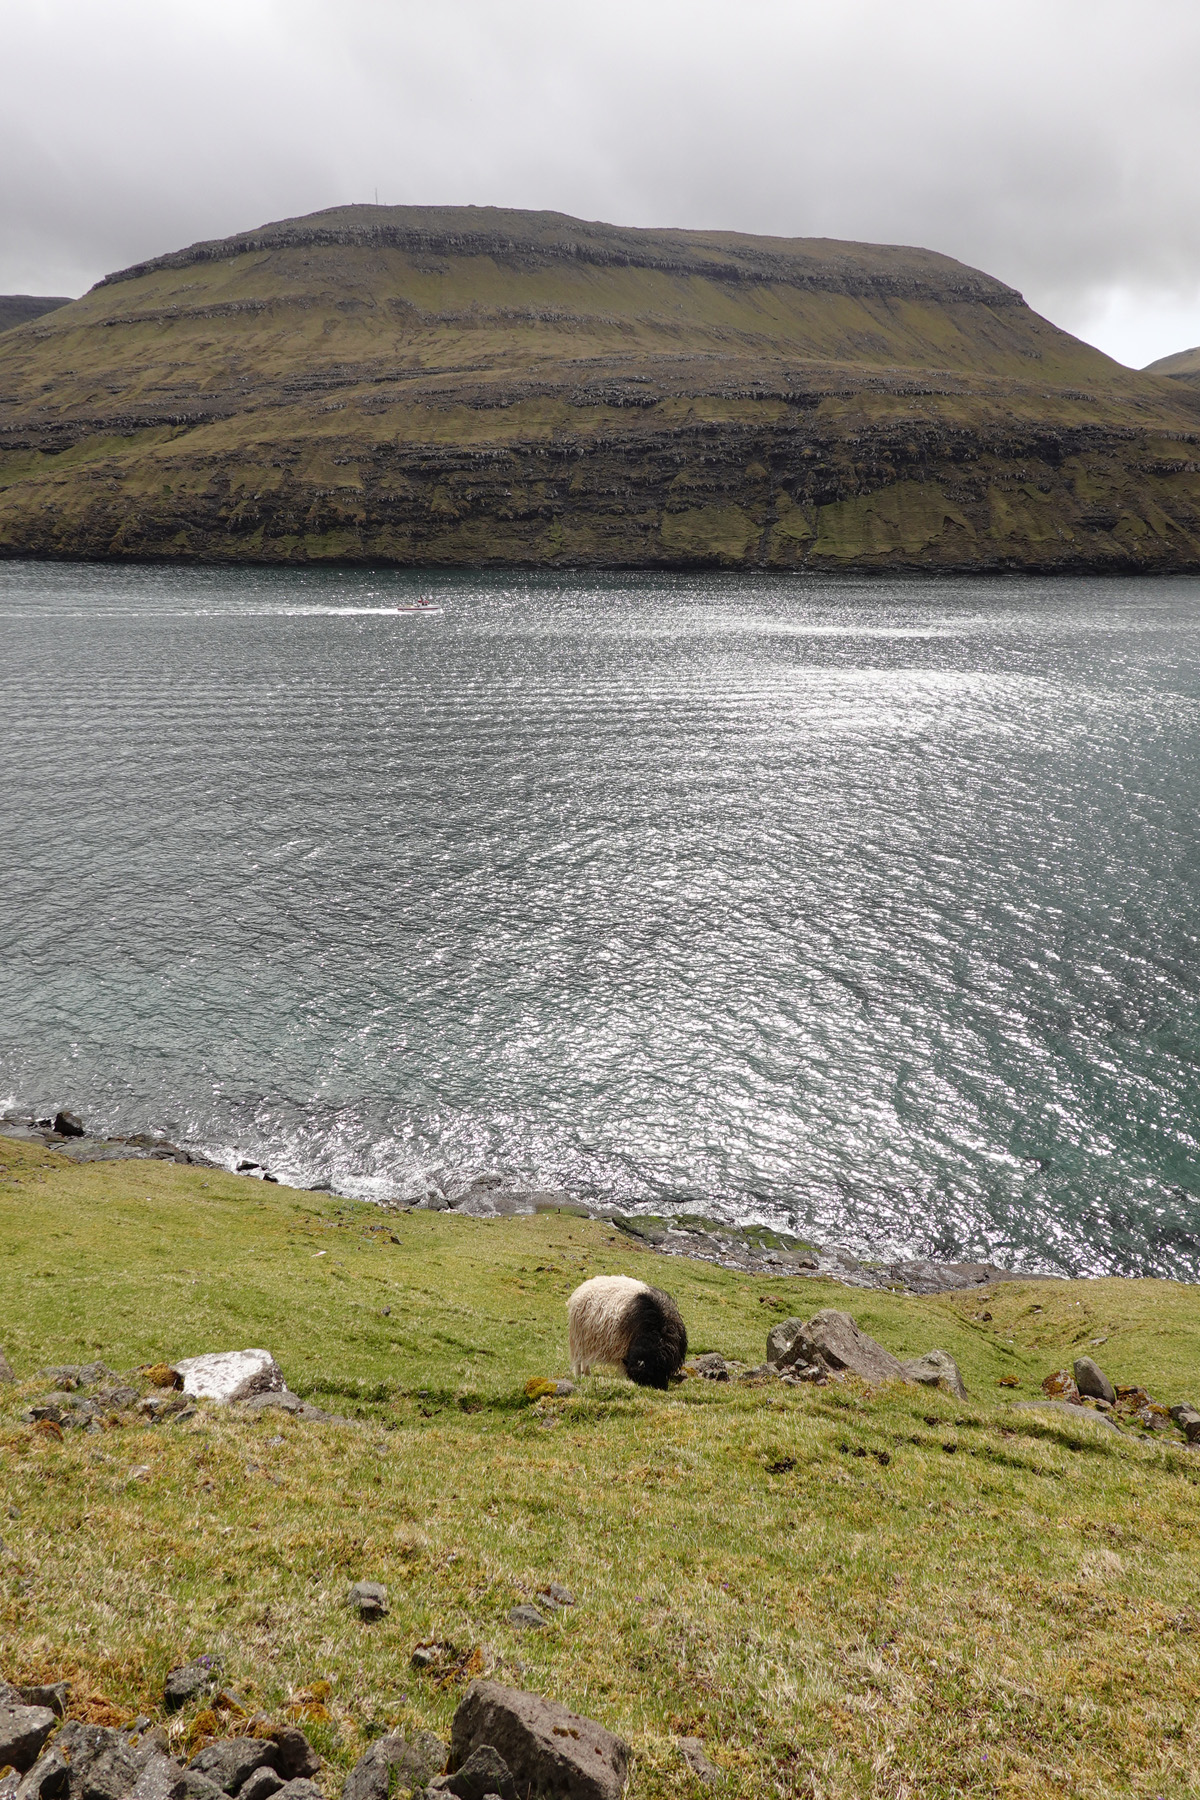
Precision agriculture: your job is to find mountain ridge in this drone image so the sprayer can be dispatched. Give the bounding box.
[1,204,1198,571]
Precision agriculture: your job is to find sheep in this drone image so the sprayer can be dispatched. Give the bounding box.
[566,1274,687,1390]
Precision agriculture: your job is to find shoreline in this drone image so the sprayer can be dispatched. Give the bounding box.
[0,1108,1057,1296]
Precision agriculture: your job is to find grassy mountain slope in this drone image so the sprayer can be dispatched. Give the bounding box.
[5,1134,1200,1798]
[1,206,1199,570]
[0,294,71,334]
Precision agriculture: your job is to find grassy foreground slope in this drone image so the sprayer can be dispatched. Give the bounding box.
[4,1134,1200,1799]
[1,205,1199,571]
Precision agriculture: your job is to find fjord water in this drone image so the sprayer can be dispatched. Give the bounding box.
[2,561,1199,1278]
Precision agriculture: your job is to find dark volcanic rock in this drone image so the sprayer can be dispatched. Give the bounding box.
[342,1732,445,1800]
[260,1731,319,1784]
[449,1681,630,1800]
[56,1723,143,1800]
[128,1757,186,1800]
[232,1773,281,1800]
[0,1703,56,1774]
[163,1660,220,1712]
[428,1745,514,1800]
[186,1740,277,1795]
[53,1111,85,1137]
[14,1688,69,1721]
[15,1746,70,1800]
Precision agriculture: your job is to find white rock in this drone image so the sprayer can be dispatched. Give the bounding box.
[171,1349,286,1405]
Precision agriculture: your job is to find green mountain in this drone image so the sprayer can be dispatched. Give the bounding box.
[0,293,72,333]
[2,204,1199,570]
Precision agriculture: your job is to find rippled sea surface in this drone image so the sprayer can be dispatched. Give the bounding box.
[3,560,1200,1275]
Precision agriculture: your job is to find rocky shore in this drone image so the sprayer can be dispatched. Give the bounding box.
[0,1108,1044,1297]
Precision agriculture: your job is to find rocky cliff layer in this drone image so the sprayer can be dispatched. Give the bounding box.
[1,205,1199,570]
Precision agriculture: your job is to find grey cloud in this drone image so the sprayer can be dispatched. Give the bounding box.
[3,0,1199,364]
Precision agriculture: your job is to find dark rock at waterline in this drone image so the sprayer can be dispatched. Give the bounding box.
[53,1111,85,1138]
[1073,1357,1116,1405]
[343,1732,446,1800]
[0,1703,56,1774]
[449,1681,630,1800]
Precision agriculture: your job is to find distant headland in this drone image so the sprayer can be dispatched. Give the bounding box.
[1,204,1199,571]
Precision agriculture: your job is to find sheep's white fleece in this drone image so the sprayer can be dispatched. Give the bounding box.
[567,1274,649,1376]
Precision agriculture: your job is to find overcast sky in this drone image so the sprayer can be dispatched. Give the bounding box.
[4,0,1199,368]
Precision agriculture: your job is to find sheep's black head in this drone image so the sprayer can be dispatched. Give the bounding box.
[623,1287,687,1389]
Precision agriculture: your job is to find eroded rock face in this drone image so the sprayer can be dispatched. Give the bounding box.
[171,1351,285,1405]
[901,1350,968,1398]
[449,1682,630,1800]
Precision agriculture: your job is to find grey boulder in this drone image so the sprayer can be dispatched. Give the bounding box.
[788,1311,907,1385]
[14,1689,68,1721]
[269,1785,322,1800]
[343,1733,446,1800]
[15,1747,71,1800]
[428,1746,514,1800]
[171,1352,286,1406]
[765,1319,805,1368]
[129,1757,187,1800]
[234,1774,282,1800]
[1171,1403,1200,1443]
[900,1350,968,1399]
[450,1681,630,1800]
[178,1776,224,1800]
[0,1705,56,1775]
[1073,1357,1117,1405]
[187,1740,277,1795]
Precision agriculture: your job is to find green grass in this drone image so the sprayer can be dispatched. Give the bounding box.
[4,1134,1200,1798]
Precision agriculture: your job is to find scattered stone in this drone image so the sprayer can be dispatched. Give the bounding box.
[690,1354,729,1382]
[0,1350,14,1383]
[411,1645,445,1670]
[533,1583,575,1611]
[900,1350,968,1399]
[1011,1400,1119,1431]
[507,1606,549,1631]
[428,1745,515,1800]
[1170,1404,1200,1443]
[737,1364,778,1382]
[171,1351,286,1406]
[187,1738,278,1795]
[553,1381,574,1398]
[450,1683,630,1800]
[676,1738,721,1786]
[234,1773,282,1800]
[342,1732,445,1800]
[1041,1370,1081,1402]
[14,1689,68,1721]
[260,1731,319,1783]
[269,1785,322,1800]
[1073,1357,1116,1405]
[53,1111,85,1137]
[0,1704,56,1774]
[348,1581,389,1620]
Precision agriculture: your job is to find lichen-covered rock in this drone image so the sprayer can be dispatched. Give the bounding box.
[171,1351,286,1406]
[449,1682,630,1800]
[901,1350,968,1398]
